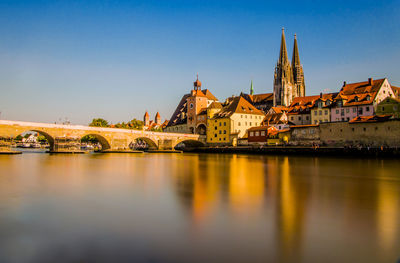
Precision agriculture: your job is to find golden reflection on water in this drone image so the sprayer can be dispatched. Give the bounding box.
[0,153,400,263]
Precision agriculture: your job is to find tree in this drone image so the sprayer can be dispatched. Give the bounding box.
[15,135,23,141]
[129,119,144,130]
[81,135,98,144]
[150,126,163,132]
[89,118,109,127]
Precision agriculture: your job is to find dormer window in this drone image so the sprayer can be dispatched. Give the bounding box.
[366,95,371,101]
[354,96,359,102]
[338,101,343,107]
[326,100,331,105]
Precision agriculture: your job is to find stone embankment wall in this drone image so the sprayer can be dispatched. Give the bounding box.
[320,120,400,146]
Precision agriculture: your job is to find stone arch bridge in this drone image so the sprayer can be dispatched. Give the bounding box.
[0,120,205,152]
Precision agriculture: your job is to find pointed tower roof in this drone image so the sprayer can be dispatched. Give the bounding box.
[155,112,160,118]
[250,80,254,95]
[144,111,149,117]
[292,33,301,68]
[279,28,289,64]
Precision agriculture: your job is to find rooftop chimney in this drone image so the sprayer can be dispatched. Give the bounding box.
[343,81,346,87]
[320,92,322,98]
[368,78,373,85]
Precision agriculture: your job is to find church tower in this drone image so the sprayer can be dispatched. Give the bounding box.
[155,112,161,125]
[292,34,305,97]
[144,111,149,126]
[273,28,295,107]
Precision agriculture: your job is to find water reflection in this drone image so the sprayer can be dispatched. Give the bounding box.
[0,153,399,263]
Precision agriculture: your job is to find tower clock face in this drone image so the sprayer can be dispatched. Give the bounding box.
[190,103,194,109]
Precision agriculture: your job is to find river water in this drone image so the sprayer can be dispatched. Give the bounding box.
[0,151,399,263]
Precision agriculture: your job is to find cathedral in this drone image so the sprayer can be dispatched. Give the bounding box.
[273,28,305,107]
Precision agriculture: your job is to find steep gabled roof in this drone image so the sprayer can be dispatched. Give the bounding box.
[208,101,223,109]
[202,89,218,101]
[214,96,265,119]
[165,94,190,127]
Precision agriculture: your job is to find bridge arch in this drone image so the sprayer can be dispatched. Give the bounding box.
[132,137,158,150]
[16,129,55,150]
[81,133,111,151]
[196,124,207,135]
[174,139,205,150]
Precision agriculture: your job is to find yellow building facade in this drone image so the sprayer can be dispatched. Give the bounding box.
[207,96,264,145]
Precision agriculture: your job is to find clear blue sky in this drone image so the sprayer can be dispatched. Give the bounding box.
[0,0,399,124]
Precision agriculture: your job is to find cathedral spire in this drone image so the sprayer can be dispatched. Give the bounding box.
[291,33,306,97]
[292,33,301,68]
[279,28,289,65]
[250,80,254,95]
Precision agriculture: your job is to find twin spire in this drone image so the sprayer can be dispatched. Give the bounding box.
[278,28,301,68]
[274,28,306,106]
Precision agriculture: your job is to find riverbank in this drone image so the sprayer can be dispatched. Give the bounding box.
[188,146,400,157]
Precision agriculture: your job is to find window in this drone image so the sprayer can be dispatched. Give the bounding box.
[375,127,378,131]
[219,130,221,134]
[224,122,226,126]
[291,117,294,121]
[245,122,247,125]
[238,122,241,126]
[382,107,385,111]
[261,131,265,136]
[219,138,221,141]
[319,110,322,115]
[215,126,217,130]
[346,109,349,113]
[255,131,259,136]
[298,116,301,121]
[223,138,226,141]
[363,128,366,132]
[340,129,343,132]
[224,130,226,134]
[214,134,217,137]
[314,111,317,115]
[250,132,254,136]
[250,122,252,126]
[190,103,194,109]
[353,108,356,113]
[250,116,252,119]
[325,110,328,115]
[366,107,370,112]
[306,116,309,120]
[352,128,354,132]
[336,109,339,114]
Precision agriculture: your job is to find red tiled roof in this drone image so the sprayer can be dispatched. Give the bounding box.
[335,78,386,107]
[251,93,274,103]
[349,115,392,123]
[214,96,265,119]
[202,89,218,101]
[290,95,320,107]
[262,113,286,125]
[290,124,319,128]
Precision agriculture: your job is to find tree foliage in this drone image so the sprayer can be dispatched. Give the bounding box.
[81,135,99,143]
[89,118,109,127]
